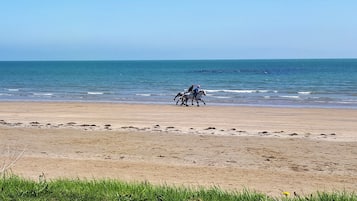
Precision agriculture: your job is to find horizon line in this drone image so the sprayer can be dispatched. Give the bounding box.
[1,57,357,62]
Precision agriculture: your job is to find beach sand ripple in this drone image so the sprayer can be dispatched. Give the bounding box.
[1,102,357,196]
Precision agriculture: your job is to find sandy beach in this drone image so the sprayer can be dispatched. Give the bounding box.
[1,102,357,196]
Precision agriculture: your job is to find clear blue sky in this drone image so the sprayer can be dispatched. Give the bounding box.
[1,1,356,60]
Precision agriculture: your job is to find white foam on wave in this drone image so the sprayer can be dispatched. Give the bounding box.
[258,90,269,93]
[33,93,53,96]
[205,90,224,93]
[298,91,312,95]
[136,93,151,97]
[206,89,276,94]
[212,96,231,99]
[7,88,19,92]
[87,92,104,95]
[281,95,300,99]
[206,89,255,93]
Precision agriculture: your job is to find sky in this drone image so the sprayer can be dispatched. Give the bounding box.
[0,1,357,60]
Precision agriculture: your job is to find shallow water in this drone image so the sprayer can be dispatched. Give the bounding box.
[1,59,357,108]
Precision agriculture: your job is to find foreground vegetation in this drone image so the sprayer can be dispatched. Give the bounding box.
[0,175,356,201]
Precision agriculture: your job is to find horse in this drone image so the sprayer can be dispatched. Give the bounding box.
[173,91,186,105]
[182,90,206,107]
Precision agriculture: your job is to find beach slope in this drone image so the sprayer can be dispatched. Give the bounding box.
[1,102,356,196]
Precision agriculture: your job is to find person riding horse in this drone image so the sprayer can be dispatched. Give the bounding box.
[182,85,206,106]
[187,84,200,97]
[174,84,204,106]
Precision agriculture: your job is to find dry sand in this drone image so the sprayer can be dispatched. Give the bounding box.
[1,102,357,196]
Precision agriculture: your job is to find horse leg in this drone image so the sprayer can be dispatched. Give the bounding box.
[176,97,181,105]
[181,97,186,106]
[200,99,206,105]
[174,92,184,105]
[174,93,180,101]
[184,97,189,106]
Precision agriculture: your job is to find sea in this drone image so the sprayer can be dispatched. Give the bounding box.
[1,59,357,108]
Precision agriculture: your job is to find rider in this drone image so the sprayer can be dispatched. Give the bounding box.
[187,85,194,93]
[193,84,200,99]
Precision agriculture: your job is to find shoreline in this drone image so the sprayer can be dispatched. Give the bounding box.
[2,99,357,110]
[1,101,357,196]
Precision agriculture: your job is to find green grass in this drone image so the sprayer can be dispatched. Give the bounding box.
[0,175,356,201]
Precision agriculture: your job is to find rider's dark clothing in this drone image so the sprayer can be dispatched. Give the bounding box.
[193,86,200,98]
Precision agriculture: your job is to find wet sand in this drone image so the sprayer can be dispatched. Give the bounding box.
[1,102,357,196]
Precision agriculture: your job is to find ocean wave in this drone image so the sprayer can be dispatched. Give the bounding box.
[205,89,274,94]
[136,93,151,97]
[33,93,53,96]
[280,95,300,99]
[87,92,104,95]
[333,100,357,104]
[7,88,19,92]
[298,91,312,95]
[211,96,231,99]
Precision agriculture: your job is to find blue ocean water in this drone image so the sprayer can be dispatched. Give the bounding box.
[1,59,357,108]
